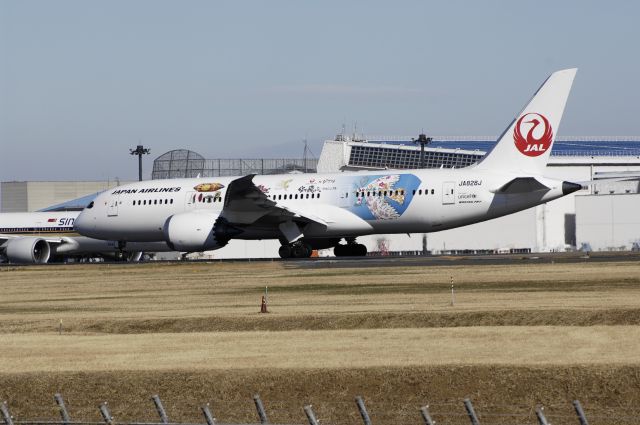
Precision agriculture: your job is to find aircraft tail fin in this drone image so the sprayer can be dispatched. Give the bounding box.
[475,68,577,175]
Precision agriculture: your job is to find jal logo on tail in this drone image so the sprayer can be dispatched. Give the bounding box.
[513,112,553,157]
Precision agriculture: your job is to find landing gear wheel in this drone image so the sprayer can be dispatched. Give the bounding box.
[292,244,308,258]
[334,242,367,257]
[280,243,312,259]
[334,244,350,257]
[278,245,292,259]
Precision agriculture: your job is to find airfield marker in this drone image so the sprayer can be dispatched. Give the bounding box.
[450,277,455,307]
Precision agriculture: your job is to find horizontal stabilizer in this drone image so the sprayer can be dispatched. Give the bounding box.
[495,177,550,194]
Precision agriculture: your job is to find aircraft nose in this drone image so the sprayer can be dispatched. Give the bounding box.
[74,206,95,236]
[73,212,87,234]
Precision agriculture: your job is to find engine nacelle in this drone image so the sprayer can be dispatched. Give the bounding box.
[163,211,239,252]
[5,237,51,263]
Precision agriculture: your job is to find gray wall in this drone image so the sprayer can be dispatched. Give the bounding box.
[576,194,640,250]
[1,182,28,212]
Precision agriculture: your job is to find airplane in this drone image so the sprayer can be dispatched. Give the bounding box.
[75,68,584,259]
[0,211,172,263]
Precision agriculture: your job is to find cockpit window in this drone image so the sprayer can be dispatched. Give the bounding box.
[86,201,94,209]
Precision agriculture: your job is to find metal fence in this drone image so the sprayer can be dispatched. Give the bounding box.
[152,153,319,179]
[0,393,606,425]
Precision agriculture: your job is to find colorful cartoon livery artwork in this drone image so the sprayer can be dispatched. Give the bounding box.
[194,183,225,192]
[349,174,421,221]
[191,182,225,203]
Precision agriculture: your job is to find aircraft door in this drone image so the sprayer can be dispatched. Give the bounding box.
[185,191,197,210]
[107,195,119,216]
[338,187,351,208]
[442,182,455,205]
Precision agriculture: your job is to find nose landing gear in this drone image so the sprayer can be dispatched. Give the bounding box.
[278,241,313,259]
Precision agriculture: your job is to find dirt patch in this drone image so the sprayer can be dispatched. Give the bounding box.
[1,367,640,425]
[50,308,640,334]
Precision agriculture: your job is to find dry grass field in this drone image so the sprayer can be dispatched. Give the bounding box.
[1,258,640,424]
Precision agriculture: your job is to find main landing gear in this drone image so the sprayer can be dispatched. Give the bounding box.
[278,238,368,259]
[334,238,367,257]
[278,241,313,259]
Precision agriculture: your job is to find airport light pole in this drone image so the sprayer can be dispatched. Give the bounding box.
[412,133,432,168]
[130,145,150,181]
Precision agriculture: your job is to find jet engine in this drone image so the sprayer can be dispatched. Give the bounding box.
[163,211,240,252]
[5,237,51,263]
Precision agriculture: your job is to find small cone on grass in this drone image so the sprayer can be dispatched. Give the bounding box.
[260,295,268,313]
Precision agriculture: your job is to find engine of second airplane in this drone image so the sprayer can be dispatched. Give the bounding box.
[5,237,51,263]
[162,211,239,252]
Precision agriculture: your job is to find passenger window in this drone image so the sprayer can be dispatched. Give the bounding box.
[400,190,405,195]
[419,189,422,195]
[383,191,387,196]
[306,193,309,199]
[170,199,174,204]
[431,189,434,195]
[143,200,146,205]
[412,190,416,195]
[317,193,320,199]
[154,199,157,205]
[378,192,382,197]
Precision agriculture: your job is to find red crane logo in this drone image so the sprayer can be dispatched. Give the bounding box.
[513,112,553,157]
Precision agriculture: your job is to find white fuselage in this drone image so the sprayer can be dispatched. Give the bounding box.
[0,211,171,258]
[75,167,572,243]
[0,211,80,235]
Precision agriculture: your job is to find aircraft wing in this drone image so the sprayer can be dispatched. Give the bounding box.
[221,174,328,227]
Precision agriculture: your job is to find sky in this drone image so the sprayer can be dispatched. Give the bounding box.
[1,0,639,181]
